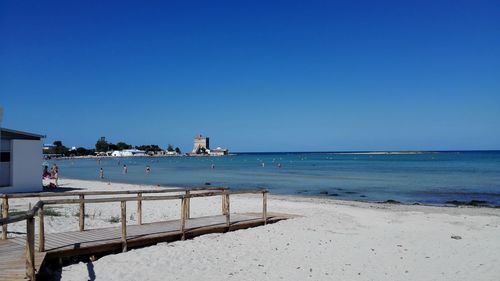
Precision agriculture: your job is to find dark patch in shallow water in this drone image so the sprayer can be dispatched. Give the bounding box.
[445,200,490,207]
[383,199,401,204]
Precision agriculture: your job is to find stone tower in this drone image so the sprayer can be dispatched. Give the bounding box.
[192,134,210,154]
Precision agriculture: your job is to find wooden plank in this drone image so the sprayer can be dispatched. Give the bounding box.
[184,191,190,219]
[26,217,35,280]
[225,194,230,227]
[38,205,45,252]
[79,194,85,231]
[263,192,267,225]
[180,198,186,240]
[2,197,8,239]
[121,201,127,252]
[137,193,142,225]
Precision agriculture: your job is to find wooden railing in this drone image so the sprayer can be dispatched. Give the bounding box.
[1,186,226,237]
[0,188,269,280]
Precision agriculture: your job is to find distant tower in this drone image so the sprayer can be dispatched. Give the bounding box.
[192,134,210,154]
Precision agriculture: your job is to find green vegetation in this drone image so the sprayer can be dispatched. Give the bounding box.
[75,147,95,156]
[44,207,63,217]
[95,138,109,152]
[73,211,89,218]
[8,209,25,216]
[108,216,120,223]
[136,144,162,152]
[7,207,61,217]
[48,136,181,155]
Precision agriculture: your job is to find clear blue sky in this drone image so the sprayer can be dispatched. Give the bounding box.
[1,0,499,152]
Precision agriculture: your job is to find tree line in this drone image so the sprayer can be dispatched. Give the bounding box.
[44,139,182,157]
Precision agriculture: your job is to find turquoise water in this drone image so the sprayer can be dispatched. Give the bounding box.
[52,151,500,205]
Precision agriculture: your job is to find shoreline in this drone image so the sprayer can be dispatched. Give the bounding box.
[50,177,500,209]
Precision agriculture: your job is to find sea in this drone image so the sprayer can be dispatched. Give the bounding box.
[52,151,500,206]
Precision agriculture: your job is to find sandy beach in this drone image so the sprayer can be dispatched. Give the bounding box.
[4,179,500,281]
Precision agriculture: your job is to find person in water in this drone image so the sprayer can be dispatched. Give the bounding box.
[123,164,128,174]
[146,165,151,173]
[99,168,104,179]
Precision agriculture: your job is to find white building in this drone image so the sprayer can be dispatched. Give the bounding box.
[111,149,146,157]
[0,128,45,193]
[208,147,229,156]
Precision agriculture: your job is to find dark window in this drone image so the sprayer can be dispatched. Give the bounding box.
[0,152,10,162]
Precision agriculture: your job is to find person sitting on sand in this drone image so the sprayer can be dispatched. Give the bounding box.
[43,165,57,188]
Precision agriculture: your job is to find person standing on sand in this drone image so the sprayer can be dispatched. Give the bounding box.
[53,164,59,187]
[99,168,104,179]
[123,164,128,174]
[42,165,50,179]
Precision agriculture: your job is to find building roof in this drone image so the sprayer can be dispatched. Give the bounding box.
[0,127,46,140]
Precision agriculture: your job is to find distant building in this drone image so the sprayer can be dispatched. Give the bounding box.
[208,147,229,156]
[111,149,146,157]
[0,128,45,193]
[191,134,210,154]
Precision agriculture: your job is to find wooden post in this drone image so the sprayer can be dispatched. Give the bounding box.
[180,197,186,240]
[225,193,230,228]
[26,216,35,280]
[221,193,227,215]
[79,194,85,231]
[1,197,8,239]
[184,190,190,219]
[38,205,45,252]
[121,201,127,252]
[262,192,268,225]
[137,193,142,225]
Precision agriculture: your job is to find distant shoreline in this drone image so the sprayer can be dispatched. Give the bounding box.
[331,151,437,155]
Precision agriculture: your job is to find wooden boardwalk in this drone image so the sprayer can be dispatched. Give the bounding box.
[0,239,45,281]
[0,212,288,280]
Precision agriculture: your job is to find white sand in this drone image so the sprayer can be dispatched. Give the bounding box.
[4,179,500,280]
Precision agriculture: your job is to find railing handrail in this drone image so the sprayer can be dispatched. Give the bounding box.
[0,186,227,199]
[0,189,267,225]
[0,201,43,226]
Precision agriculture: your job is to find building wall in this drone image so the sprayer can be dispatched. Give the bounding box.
[192,137,210,153]
[0,139,42,193]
